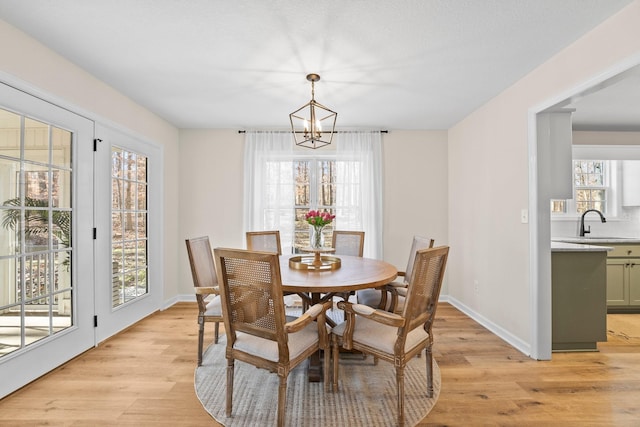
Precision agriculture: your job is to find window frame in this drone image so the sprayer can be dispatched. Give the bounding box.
[551,159,612,217]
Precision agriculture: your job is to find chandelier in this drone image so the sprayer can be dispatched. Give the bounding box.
[289,73,337,149]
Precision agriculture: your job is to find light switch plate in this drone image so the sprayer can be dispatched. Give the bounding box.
[521,209,528,224]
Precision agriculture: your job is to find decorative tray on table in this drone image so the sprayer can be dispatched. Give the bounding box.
[289,249,341,271]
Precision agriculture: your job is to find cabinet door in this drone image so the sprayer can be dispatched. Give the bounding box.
[606,259,628,306]
[628,260,640,305]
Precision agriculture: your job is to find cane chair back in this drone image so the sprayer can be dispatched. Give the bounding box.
[185,236,223,366]
[246,230,282,255]
[332,246,449,427]
[331,230,365,257]
[214,247,330,427]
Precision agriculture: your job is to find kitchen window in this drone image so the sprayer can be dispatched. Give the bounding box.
[551,160,609,215]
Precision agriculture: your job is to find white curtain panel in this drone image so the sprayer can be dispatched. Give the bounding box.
[336,131,383,259]
[243,131,296,253]
[243,131,383,258]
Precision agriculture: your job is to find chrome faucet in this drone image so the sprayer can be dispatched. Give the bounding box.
[579,209,606,237]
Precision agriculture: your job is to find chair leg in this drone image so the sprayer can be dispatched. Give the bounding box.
[214,321,220,344]
[323,346,331,393]
[332,335,339,392]
[396,365,405,427]
[277,374,287,427]
[197,317,205,366]
[226,358,234,416]
[425,344,434,398]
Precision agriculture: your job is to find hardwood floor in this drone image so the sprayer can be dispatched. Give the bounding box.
[0,302,639,426]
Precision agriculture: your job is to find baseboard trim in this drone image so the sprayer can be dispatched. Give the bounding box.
[441,295,532,358]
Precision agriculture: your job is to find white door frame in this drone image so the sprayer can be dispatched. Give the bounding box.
[529,54,640,361]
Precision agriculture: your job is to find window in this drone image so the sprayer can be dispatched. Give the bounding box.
[244,131,382,258]
[574,160,607,213]
[551,160,609,215]
[292,159,336,251]
[111,147,148,307]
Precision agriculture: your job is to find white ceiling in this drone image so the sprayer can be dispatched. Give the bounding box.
[0,0,636,130]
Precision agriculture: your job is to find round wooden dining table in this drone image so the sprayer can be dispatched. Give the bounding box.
[279,254,398,381]
[279,254,398,295]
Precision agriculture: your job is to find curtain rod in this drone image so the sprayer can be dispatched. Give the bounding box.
[237,130,388,134]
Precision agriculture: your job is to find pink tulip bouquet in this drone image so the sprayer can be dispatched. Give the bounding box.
[305,210,335,248]
[305,210,335,227]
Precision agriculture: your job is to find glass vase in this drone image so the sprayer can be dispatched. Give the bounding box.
[309,225,325,249]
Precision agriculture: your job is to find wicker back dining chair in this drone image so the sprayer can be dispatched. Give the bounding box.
[246,230,282,255]
[331,230,365,257]
[330,230,365,305]
[357,235,434,312]
[213,247,331,427]
[332,246,449,427]
[185,236,223,366]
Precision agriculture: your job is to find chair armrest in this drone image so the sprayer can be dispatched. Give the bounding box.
[395,287,407,297]
[337,301,405,327]
[285,301,332,334]
[349,303,405,328]
[337,301,405,350]
[397,271,406,278]
[195,286,219,296]
[389,281,407,288]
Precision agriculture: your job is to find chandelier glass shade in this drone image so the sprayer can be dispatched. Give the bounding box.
[289,73,337,149]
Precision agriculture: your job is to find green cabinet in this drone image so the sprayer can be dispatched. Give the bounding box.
[604,244,640,312]
[552,251,607,352]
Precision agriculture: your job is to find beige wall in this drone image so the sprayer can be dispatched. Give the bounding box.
[0,20,181,302]
[448,0,640,356]
[178,129,245,295]
[176,129,449,295]
[382,131,449,273]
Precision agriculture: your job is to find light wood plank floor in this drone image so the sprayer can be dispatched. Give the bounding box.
[0,302,639,426]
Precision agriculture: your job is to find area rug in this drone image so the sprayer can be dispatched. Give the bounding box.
[194,336,440,427]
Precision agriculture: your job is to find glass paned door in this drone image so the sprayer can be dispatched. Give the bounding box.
[0,110,73,357]
[94,124,160,343]
[0,82,94,399]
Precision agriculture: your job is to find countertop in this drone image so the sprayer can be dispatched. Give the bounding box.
[551,241,613,252]
[552,237,640,244]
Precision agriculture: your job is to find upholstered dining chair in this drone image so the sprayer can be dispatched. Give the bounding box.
[331,230,365,257]
[245,229,303,304]
[213,247,332,427]
[357,235,434,313]
[330,230,365,304]
[185,236,223,366]
[331,246,449,427]
[246,230,282,254]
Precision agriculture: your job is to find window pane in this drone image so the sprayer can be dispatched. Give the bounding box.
[137,183,147,210]
[52,210,71,249]
[137,213,147,239]
[52,290,72,334]
[551,200,566,213]
[317,160,336,207]
[24,118,49,164]
[51,127,72,169]
[294,161,310,206]
[0,109,22,157]
[0,157,20,199]
[136,156,147,182]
